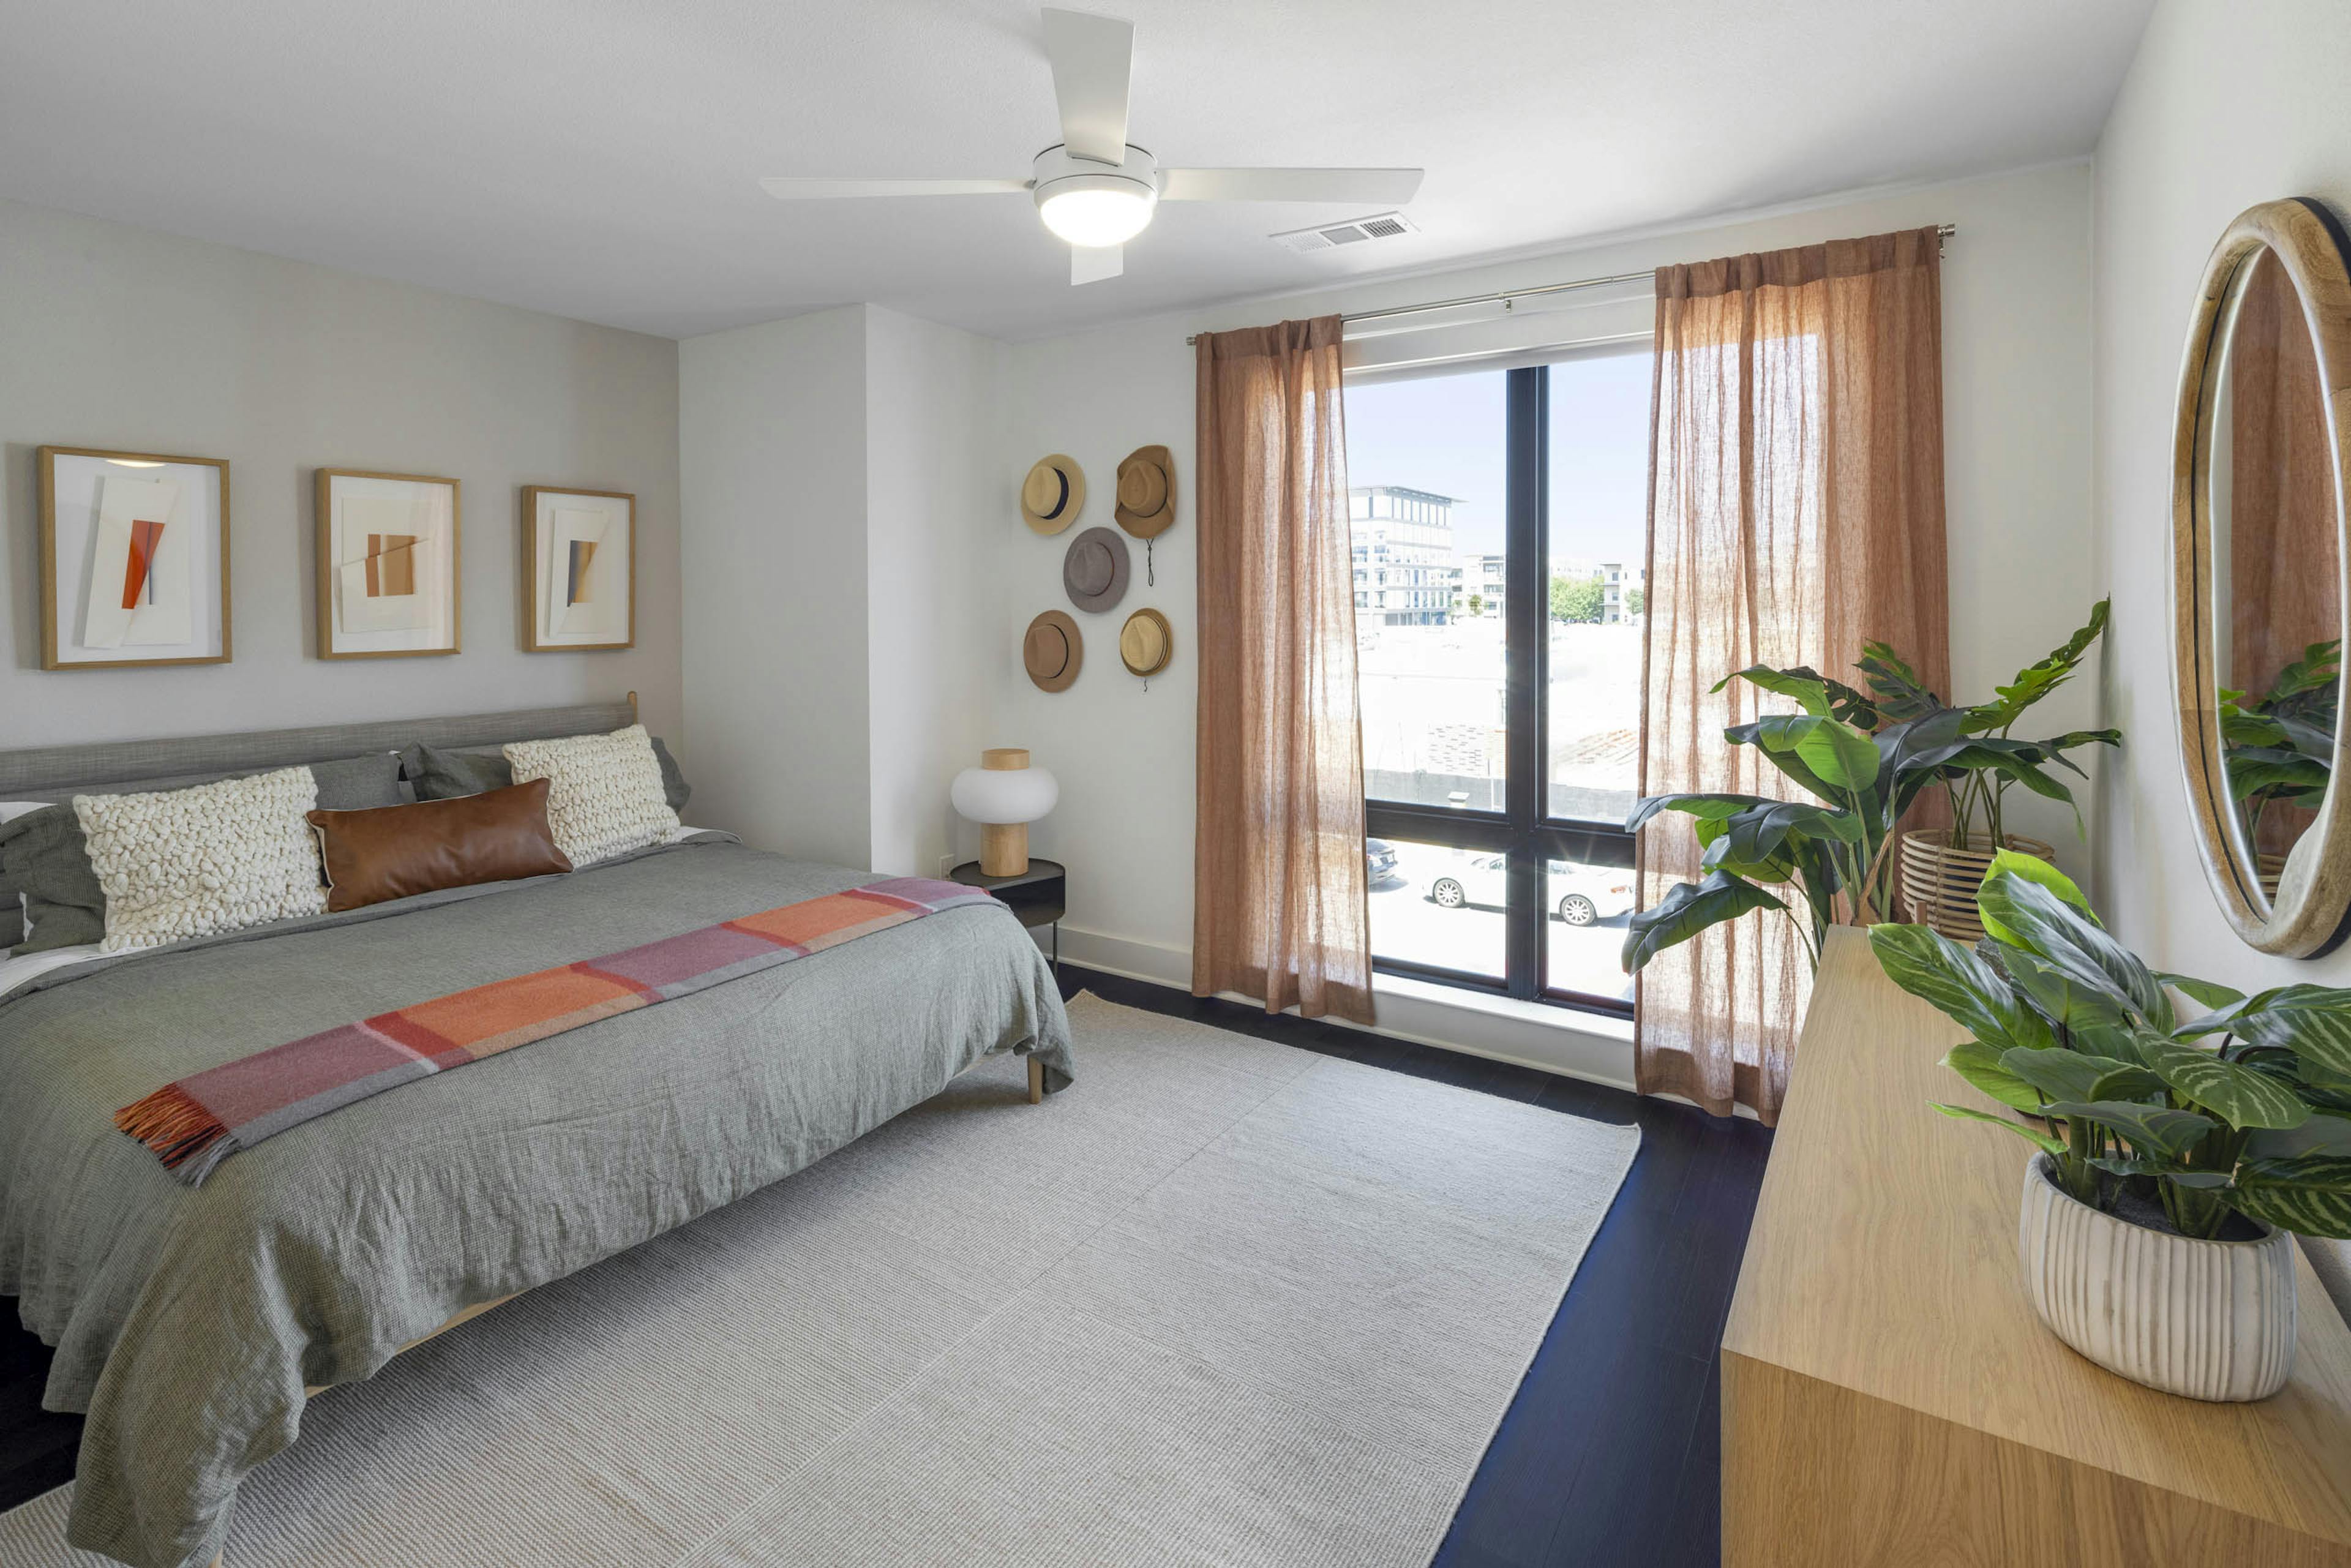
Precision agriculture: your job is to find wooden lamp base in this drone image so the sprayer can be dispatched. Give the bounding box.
[981,821,1029,877]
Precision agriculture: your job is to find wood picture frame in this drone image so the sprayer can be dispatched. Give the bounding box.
[315,468,462,660]
[38,445,231,670]
[2170,197,2351,957]
[521,486,635,652]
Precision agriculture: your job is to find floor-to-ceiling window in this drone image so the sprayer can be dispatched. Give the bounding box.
[1346,347,1651,1015]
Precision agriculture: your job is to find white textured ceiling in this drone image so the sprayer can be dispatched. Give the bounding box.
[0,0,2152,341]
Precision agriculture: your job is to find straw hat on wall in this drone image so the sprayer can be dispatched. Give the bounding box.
[1022,454,1086,535]
[1114,445,1176,537]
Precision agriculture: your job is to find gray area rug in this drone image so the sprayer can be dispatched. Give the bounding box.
[3,992,1639,1567]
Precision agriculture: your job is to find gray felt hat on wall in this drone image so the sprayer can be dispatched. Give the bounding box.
[1062,526,1130,613]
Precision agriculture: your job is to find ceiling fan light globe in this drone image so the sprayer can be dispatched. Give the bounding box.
[1038,182,1155,247]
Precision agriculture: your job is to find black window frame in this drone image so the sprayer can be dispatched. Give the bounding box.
[1362,362,1638,1019]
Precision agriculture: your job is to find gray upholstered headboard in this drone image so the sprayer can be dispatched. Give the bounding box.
[0,700,639,800]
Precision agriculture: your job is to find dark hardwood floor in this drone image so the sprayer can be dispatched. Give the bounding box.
[0,964,1772,1567]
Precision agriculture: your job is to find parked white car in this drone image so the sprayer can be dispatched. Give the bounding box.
[1427,853,1635,925]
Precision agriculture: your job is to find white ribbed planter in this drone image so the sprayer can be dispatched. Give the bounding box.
[2018,1155,2298,1402]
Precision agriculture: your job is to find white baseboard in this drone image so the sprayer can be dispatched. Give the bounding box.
[1037,923,1640,1094]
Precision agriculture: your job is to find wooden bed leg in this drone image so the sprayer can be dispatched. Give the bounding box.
[1027,1056,1044,1105]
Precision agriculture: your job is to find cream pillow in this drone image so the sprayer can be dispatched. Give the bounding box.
[75,767,328,953]
[503,724,679,867]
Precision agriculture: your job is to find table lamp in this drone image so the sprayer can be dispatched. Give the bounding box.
[951,748,1059,876]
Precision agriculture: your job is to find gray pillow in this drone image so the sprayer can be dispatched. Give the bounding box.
[0,754,402,955]
[1,807,105,954]
[402,737,691,812]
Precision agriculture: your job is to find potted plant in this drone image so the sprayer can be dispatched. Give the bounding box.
[2221,638,2340,898]
[1870,852,2351,1401]
[1621,664,1965,973]
[1856,602,2122,941]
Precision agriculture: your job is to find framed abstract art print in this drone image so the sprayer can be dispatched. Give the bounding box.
[39,446,231,670]
[522,486,634,651]
[315,469,462,659]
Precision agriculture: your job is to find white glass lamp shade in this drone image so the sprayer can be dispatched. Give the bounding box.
[951,765,1059,825]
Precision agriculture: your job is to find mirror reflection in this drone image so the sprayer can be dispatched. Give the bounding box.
[2211,247,2342,906]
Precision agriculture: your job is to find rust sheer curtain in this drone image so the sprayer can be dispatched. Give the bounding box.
[1637,228,1949,1123]
[1193,316,1375,1023]
[2229,252,2338,861]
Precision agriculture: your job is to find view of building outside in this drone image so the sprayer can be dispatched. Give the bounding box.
[1347,350,1653,1003]
[1546,350,1651,827]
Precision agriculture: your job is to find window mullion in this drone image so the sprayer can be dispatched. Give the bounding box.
[1502,367,1547,1001]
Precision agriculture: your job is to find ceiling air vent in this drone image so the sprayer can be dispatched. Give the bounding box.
[1273,211,1420,253]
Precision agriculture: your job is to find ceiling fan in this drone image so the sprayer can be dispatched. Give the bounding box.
[760,7,1423,286]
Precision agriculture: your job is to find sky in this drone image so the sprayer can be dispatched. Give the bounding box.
[1343,347,1652,567]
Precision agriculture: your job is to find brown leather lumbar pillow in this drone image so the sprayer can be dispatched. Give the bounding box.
[307,778,574,913]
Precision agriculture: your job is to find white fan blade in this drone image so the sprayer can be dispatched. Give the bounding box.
[1070,244,1123,285]
[759,177,1030,199]
[1158,167,1425,204]
[1041,8,1133,165]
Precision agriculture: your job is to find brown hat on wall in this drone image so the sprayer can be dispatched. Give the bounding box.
[1114,445,1176,537]
[1024,610,1082,692]
[1022,454,1086,535]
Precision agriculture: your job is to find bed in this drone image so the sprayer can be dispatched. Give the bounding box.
[0,702,1074,1568]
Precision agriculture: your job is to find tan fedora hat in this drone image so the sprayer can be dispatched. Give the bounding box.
[1024,610,1082,692]
[1114,445,1176,538]
[1021,454,1086,535]
[1119,607,1173,677]
[1062,526,1130,613]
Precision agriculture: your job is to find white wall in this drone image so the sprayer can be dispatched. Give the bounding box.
[679,305,872,863]
[0,198,681,749]
[2091,0,2351,991]
[988,162,2100,1048]
[680,303,997,873]
[865,306,994,878]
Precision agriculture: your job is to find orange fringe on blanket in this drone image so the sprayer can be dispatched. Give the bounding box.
[114,1083,230,1171]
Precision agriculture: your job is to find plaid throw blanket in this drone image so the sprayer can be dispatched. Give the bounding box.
[116,876,1002,1185]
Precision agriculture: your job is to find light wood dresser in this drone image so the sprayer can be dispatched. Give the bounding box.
[1721,928,2351,1565]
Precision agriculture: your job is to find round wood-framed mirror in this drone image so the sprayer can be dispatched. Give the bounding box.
[2172,198,2351,956]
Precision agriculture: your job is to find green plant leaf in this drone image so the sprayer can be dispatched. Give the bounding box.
[1856,642,1944,721]
[1752,714,1881,792]
[1711,800,1864,866]
[2089,1157,2233,1186]
[1989,942,2137,1045]
[1712,665,1833,716]
[1869,923,2054,1053]
[1622,792,1777,835]
[2157,972,2247,1013]
[1930,1101,2068,1157]
[2229,1155,2351,1239]
[1943,1040,2044,1111]
[1621,871,1787,974]
[2229,985,2351,1079]
[1977,871,2171,1028]
[1998,1046,2157,1106]
[1973,598,2110,730]
[1978,852,2096,926]
[2137,1035,2312,1131]
[2039,1100,2218,1160]
[1720,721,1843,800]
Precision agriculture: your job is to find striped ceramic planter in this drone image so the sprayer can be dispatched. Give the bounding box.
[2019,1155,2298,1402]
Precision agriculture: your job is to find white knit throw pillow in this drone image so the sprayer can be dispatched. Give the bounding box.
[75,767,328,953]
[503,724,678,867]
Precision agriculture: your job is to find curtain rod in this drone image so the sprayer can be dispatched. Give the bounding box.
[1184,222,1957,345]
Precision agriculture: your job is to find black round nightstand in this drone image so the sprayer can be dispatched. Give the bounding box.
[948,858,1067,977]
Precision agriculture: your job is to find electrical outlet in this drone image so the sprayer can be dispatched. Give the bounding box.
[939,853,956,877]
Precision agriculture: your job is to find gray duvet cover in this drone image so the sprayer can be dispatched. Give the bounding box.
[0,836,1073,1568]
